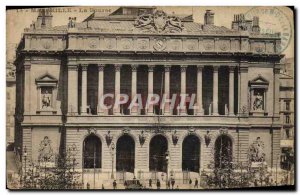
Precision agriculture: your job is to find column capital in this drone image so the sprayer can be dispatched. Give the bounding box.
[131,64,139,71]
[197,65,204,71]
[148,65,155,72]
[67,64,78,71]
[164,65,171,72]
[24,64,31,71]
[180,65,187,72]
[213,66,219,71]
[229,66,236,72]
[114,64,122,72]
[239,66,248,73]
[97,64,105,71]
[81,64,89,71]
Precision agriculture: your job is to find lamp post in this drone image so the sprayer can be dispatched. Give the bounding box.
[23,146,28,186]
[165,150,169,189]
[111,142,115,179]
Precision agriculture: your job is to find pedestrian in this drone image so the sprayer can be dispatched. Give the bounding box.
[124,180,127,189]
[113,180,117,189]
[176,185,179,189]
[157,179,161,189]
[194,178,199,189]
[189,178,192,189]
[166,180,170,189]
[171,178,175,189]
[102,184,104,189]
[149,178,152,188]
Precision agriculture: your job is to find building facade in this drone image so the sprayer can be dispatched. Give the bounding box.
[279,57,294,172]
[7,61,16,146]
[15,7,284,188]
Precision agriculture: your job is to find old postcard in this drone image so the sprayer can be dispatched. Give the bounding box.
[6,6,294,190]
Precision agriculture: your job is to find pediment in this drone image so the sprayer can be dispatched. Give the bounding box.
[36,72,58,83]
[249,74,269,86]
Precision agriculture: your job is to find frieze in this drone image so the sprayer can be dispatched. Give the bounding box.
[137,38,149,50]
[169,39,182,51]
[185,39,198,51]
[217,40,230,52]
[203,39,214,51]
[88,38,98,49]
[120,38,133,50]
[104,38,116,50]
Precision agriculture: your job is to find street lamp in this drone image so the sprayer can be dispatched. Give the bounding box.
[111,142,115,179]
[23,146,28,186]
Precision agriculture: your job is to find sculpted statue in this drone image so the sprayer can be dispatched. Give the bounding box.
[42,90,51,108]
[38,136,54,162]
[134,10,184,33]
[253,92,264,111]
[249,137,265,162]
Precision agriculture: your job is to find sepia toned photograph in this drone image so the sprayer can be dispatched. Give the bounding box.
[6,6,295,190]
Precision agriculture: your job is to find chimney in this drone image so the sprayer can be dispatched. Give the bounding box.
[36,8,53,29]
[204,10,214,25]
[252,16,260,33]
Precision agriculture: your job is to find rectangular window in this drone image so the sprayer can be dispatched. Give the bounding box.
[285,114,291,124]
[286,101,290,111]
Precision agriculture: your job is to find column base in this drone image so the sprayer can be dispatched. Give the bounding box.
[229,112,235,116]
[212,113,219,116]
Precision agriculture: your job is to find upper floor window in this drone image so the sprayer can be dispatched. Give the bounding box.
[35,73,58,114]
[285,101,291,111]
[249,74,269,116]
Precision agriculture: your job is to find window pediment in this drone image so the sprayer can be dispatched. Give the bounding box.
[35,72,58,87]
[249,74,269,87]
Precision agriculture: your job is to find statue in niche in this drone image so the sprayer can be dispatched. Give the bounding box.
[249,137,265,162]
[38,136,54,162]
[208,103,212,115]
[41,88,52,109]
[225,104,229,115]
[253,91,264,111]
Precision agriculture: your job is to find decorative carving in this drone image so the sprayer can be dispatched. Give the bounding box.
[139,130,146,146]
[104,38,115,49]
[38,136,54,162]
[87,127,97,135]
[134,10,184,33]
[204,130,211,147]
[186,40,197,51]
[42,39,52,49]
[105,130,113,146]
[137,39,149,50]
[41,87,52,109]
[172,130,179,145]
[122,127,131,134]
[188,127,195,134]
[203,39,214,51]
[88,38,97,49]
[219,128,228,135]
[121,39,132,50]
[153,38,167,51]
[249,137,265,162]
[170,39,181,51]
[219,41,229,51]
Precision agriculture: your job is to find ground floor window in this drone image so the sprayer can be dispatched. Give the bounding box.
[116,135,135,172]
[83,134,101,169]
[182,135,200,172]
[214,134,232,169]
[149,135,168,172]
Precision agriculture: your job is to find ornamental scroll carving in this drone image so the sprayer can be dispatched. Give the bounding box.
[134,10,184,33]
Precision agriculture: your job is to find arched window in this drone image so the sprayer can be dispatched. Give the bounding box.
[149,135,168,172]
[214,135,232,169]
[83,134,101,169]
[116,135,135,172]
[182,135,200,172]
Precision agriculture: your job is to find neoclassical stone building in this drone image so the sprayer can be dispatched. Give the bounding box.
[15,7,283,188]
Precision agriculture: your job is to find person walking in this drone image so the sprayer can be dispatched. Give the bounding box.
[113,180,117,190]
[171,178,175,189]
[156,179,161,189]
[167,180,170,189]
[189,178,192,189]
[194,178,199,189]
[149,178,152,188]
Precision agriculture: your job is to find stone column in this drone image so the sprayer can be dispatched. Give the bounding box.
[131,65,138,115]
[147,65,154,115]
[229,66,235,115]
[239,65,248,116]
[97,64,104,115]
[164,65,171,115]
[67,64,78,114]
[197,65,204,115]
[180,65,187,115]
[213,66,219,115]
[24,62,31,115]
[81,64,88,114]
[114,64,121,115]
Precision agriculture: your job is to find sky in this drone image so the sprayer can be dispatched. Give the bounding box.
[6,6,294,61]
